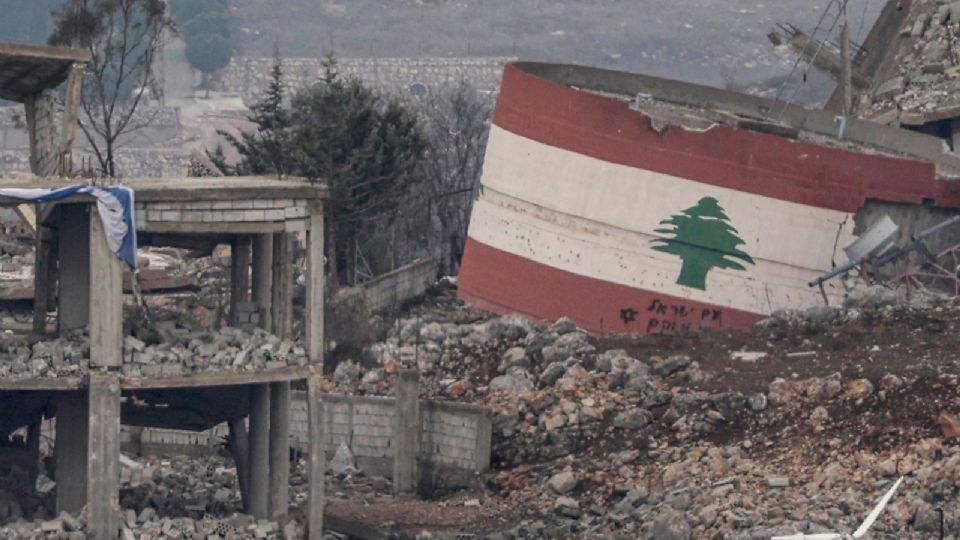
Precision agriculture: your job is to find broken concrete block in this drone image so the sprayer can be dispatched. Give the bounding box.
[330,442,358,477]
[875,76,905,100]
[767,476,790,488]
[40,518,63,534]
[124,336,146,352]
[911,15,929,37]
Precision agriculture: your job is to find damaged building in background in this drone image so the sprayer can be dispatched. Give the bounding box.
[458,0,960,336]
[0,42,330,540]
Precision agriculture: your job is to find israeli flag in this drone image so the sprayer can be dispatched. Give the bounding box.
[0,185,137,269]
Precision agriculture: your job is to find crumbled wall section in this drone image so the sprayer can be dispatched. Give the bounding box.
[361,258,437,313]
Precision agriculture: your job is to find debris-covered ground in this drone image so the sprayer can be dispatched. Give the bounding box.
[3,283,960,538]
[322,283,960,539]
[863,0,960,119]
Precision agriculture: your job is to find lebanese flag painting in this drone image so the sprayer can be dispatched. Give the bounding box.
[458,63,951,335]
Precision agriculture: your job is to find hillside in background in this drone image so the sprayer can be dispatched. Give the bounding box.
[0,0,883,105]
[230,0,884,105]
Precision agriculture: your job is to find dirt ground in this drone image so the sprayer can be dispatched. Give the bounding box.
[316,294,960,537]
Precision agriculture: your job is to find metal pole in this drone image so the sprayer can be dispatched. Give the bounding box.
[840,1,853,115]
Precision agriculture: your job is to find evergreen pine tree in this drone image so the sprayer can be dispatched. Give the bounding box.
[219,51,290,175]
[222,52,425,288]
[651,196,754,290]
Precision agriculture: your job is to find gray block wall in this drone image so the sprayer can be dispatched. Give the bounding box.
[362,258,438,313]
[120,390,491,490]
[290,391,491,488]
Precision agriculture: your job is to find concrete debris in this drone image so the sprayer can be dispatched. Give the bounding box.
[0,324,307,380]
[731,350,767,363]
[0,454,310,538]
[33,475,54,496]
[488,370,535,393]
[546,471,578,494]
[861,1,960,120]
[766,476,791,488]
[552,496,580,518]
[332,360,362,387]
[3,274,960,538]
[330,442,359,477]
[651,508,692,540]
[301,287,960,538]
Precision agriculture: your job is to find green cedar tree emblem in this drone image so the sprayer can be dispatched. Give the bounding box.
[651,196,755,290]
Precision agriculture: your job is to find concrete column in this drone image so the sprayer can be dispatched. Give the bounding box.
[26,416,41,483]
[32,226,52,335]
[24,90,58,176]
[307,374,325,540]
[252,234,274,332]
[952,118,960,153]
[230,236,252,326]
[268,381,290,520]
[248,384,271,519]
[393,370,421,494]
[270,233,292,338]
[89,207,123,368]
[87,373,121,540]
[55,391,88,514]
[308,203,325,365]
[60,63,85,174]
[58,204,90,332]
[228,419,250,512]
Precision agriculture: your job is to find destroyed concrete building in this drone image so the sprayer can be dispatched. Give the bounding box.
[451,0,960,336]
[0,43,329,539]
[773,0,960,148]
[456,58,960,335]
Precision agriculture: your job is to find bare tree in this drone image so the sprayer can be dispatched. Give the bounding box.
[50,0,173,177]
[416,80,494,275]
[349,80,493,280]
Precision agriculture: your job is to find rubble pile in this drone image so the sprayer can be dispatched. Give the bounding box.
[0,455,305,539]
[0,309,32,332]
[311,287,960,538]
[0,331,89,379]
[120,326,308,378]
[0,234,33,299]
[0,465,52,529]
[4,250,960,538]
[864,2,960,116]
[0,325,308,380]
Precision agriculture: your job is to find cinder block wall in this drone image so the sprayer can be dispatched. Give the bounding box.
[120,390,492,489]
[361,258,437,313]
[289,391,491,487]
[290,394,396,477]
